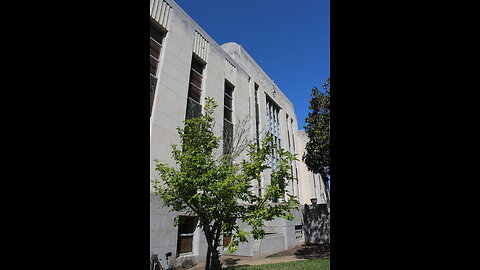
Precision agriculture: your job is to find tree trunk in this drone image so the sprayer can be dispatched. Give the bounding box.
[210,248,221,270]
[210,224,222,270]
[204,228,214,270]
[204,224,222,270]
[205,245,211,270]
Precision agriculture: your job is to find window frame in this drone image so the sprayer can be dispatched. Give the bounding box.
[187,56,206,104]
[223,80,235,155]
[150,20,167,117]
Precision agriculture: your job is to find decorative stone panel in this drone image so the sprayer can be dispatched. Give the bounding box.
[150,0,172,30]
[225,58,236,85]
[193,30,209,62]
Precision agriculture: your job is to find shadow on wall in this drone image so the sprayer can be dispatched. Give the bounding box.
[302,203,330,244]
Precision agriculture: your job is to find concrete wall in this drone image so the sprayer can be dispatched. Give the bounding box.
[296,130,329,205]
[303,204,330,244]
[253,234,286,258]
[221,42,301,198]
[150,0,323,266]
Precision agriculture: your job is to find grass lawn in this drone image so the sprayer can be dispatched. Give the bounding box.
[232,259,330,270]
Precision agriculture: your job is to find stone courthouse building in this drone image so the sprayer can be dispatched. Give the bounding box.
[150,0,329,266]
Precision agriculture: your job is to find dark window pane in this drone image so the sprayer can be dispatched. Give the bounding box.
[178,216,195,234]
[150,56,159,75]
[191,58,204,75]
[224,95,232,110]
[225,84,233,97]
[190,69,203,89]
[186,97,202,120]
[150,38,161,59]
[150,22,165,43]
[188,84,202,103]
[223,119,233,155]
[224,107,232,122]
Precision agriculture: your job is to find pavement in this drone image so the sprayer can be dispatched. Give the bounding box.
[185,255,308,270]
[179,243,329,270]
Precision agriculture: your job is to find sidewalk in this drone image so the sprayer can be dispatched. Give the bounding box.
[182,243,329,270]
[186,255,308,270]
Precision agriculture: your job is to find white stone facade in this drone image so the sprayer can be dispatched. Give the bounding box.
[150,0,328,266]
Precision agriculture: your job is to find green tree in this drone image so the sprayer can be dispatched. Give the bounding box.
[152,97,299,270]
[303,77,330,201]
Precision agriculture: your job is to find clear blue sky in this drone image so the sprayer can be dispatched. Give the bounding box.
[174,0,330,130]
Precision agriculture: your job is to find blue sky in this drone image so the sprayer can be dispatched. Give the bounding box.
[174,0,330,130]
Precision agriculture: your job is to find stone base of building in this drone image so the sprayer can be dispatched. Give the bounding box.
[150,193,307,268]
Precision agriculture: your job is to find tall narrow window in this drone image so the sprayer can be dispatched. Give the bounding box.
[254,83,261,196]
[295,167,299,198]
[266,95,283,200]
[150,21,166,116]
[254,83,260,147]
[176,216,196,254]
[286,114,291,150]
[286,114,295,197]
[186,56,205,120]
[223,80,234,155]
[266,95,281,168]
[291,119,296,152]
[291,118,299,196]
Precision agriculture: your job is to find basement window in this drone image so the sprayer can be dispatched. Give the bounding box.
[176,216,197,254]
[223,233,232,247]
[295,225,304,242]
